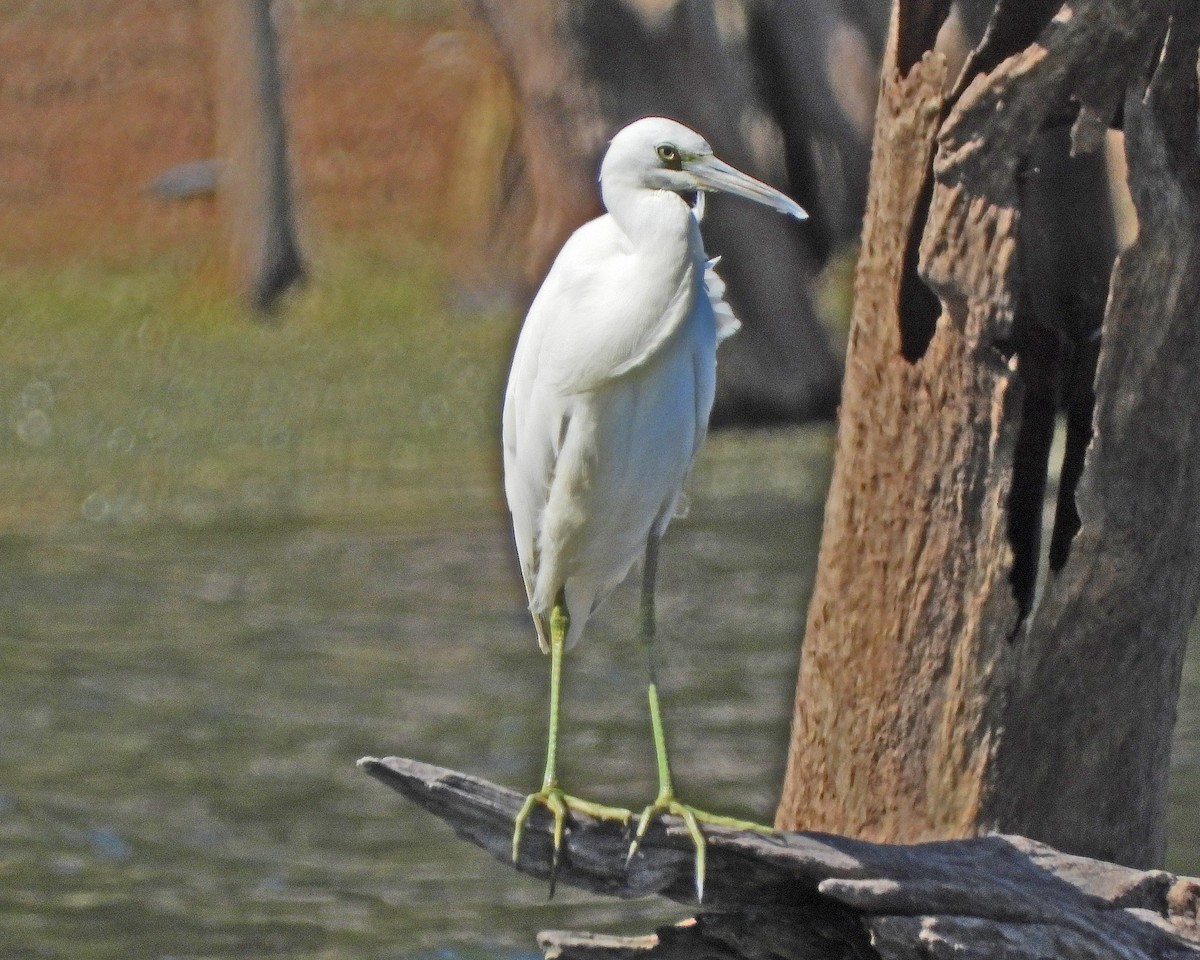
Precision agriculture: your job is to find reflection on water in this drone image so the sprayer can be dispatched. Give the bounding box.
[0,427,1196,959]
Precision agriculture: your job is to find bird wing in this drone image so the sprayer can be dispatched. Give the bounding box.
[534,215,698,396]
[502,288,561,652]
[502,214,702,648]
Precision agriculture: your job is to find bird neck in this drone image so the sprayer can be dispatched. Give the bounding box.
[601,182,695,254]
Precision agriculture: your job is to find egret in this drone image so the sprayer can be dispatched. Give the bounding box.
[503,116,807,900]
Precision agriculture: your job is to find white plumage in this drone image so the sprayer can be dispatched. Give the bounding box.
[504,202,734,650]
[503,118,808,897]
[503,117,803,651]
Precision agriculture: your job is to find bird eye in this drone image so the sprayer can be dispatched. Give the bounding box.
[656,144,683,171]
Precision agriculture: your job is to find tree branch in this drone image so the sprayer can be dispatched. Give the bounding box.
[360,756,1200,960]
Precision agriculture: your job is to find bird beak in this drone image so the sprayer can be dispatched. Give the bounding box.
[686,156,808,221]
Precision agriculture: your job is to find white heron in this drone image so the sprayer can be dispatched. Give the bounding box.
[503,116,807,900]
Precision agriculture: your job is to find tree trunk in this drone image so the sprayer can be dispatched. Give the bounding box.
[213,0,305,313]
[747,0,880,260]
[777,0,1200,871]
[467,0,845,423]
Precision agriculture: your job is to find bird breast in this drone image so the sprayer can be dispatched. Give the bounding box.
[538,204,700,396]
[504,193,721,647]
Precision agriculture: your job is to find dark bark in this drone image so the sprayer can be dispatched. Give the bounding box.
[777,0,1199,872]
[747,0,878,258]
[214,0,305,313]
[361,756,1200,960]
[984,2,1200,865]
[1006,123,1115,613]
[467,0,845,423]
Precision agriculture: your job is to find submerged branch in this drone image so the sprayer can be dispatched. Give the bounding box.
[359,756,1200,960]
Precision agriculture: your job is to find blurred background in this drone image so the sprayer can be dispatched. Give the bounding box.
[0,1,1194,958]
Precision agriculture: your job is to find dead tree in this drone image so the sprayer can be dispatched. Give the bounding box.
[213,0,305,313]
[467,0,848,423]
[361,757,1200,960]
[777,0,1200,871]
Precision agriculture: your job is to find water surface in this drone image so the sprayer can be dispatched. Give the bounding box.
[1,427,1196,960]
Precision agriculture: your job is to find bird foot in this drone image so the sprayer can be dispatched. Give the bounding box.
[627,794,773,903]
[512,784,632,895]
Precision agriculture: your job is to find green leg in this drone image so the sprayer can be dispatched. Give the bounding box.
[512,593,632,890]
[628,533,772,903]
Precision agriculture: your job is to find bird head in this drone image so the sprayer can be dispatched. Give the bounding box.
[599,117,808,221]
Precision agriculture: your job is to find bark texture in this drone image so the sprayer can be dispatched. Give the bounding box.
[213,0,305,312]
[984,3,1200,865]
[777,0,1200,871]
[467,0,845,423]
[361,756,1200,960]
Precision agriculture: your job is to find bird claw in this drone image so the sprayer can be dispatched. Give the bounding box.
[512,785,633,897]
[627,796,773,904]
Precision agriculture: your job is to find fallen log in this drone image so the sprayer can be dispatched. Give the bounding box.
[359,756,1200,960]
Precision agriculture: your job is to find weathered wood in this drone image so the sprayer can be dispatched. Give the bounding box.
[776,0,966,842]
[777,0,1200,869]
[985,0,1200,867]
[360,756,1200,960]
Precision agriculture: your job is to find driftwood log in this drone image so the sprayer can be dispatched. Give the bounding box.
[360,756,1200,960]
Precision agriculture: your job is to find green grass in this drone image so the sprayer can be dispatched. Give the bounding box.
[0,244,517,534]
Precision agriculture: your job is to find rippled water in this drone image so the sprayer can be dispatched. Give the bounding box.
[1,427,1196,960]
